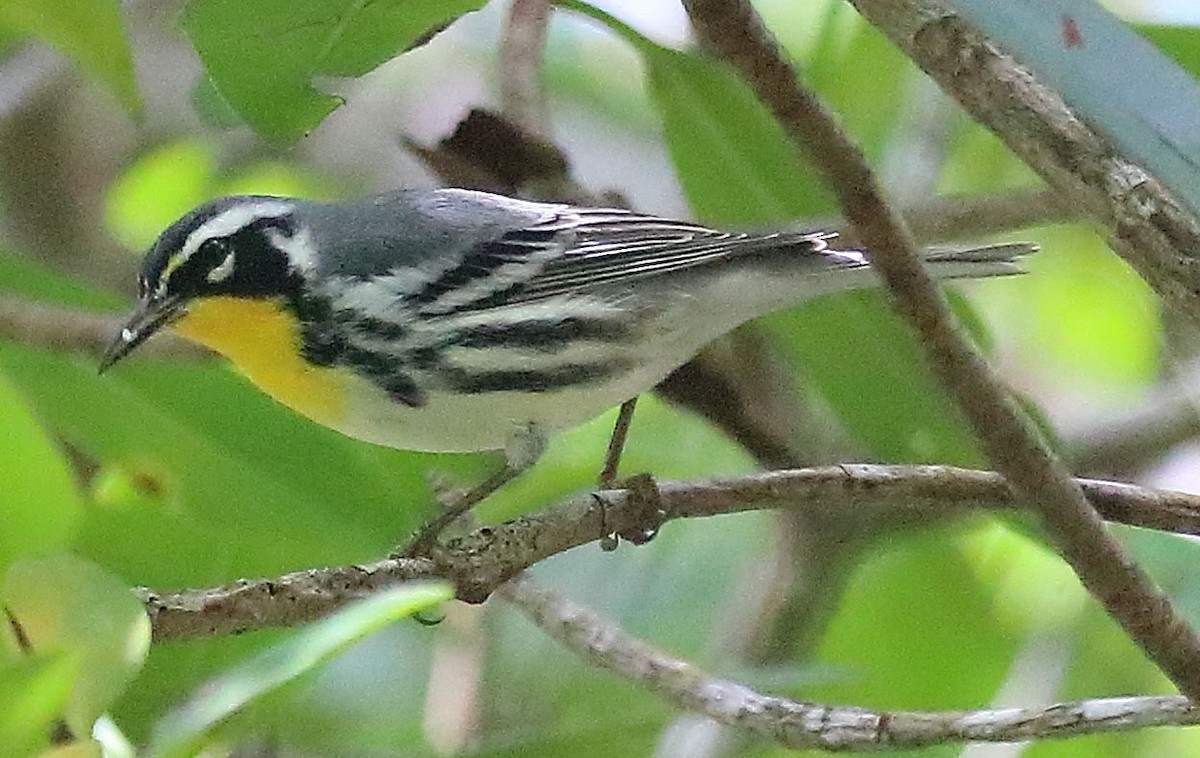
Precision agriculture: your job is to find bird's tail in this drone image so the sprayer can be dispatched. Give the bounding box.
[770,228,1036,282]
[919,242,1037,280]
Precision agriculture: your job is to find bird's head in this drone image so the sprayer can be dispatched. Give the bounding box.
[100,196,315,371]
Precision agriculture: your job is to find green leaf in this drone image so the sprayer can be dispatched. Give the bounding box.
[802,2,916,166]
[0,345,478,581]
[3,554,150,737]
[645,48,834,224]
[0,372,84,574]
[558,0,832,225]
[942,0,1200,220]
[149,582,451,757]
[813,521,1020,710]
[0,250,480,736]
[40,741,105,758]
[767,292,984,465]
[1141,25,1200,80]
[0,654,78,756]
[190,75,245,131]
[0,0,139,113]
[961,224,1160,395]
[180,0,486,142]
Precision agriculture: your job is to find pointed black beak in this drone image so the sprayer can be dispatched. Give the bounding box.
[98,295,185,374]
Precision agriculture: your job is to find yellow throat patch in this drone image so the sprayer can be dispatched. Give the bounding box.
[173,297,347,427]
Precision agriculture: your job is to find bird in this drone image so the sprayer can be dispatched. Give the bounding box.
[100,188,1029,544]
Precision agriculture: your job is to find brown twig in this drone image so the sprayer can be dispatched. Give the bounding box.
[498,0,552,138]
[141,465,1200,641]
[0,294,206,361]
[598,396,638,487]
[502,573,1200,750]
[834,186,1071,246]
[1068,358,1200,478]
[680,0,1200,698]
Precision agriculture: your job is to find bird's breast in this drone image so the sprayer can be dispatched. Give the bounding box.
[172,296,350,428]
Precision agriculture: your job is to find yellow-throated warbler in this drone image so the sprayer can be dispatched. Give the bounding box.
[101,188,1030,454]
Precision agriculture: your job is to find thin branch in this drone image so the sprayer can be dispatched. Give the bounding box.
[501,573,1200,751]
[836,186,1071,246]
[139,558,435,641]
[1067,358,1200,478]
[848,0,1200,324]
[0,294,206,361]
[141,465,1200,641]
[498,0,552,138]
[680,0,1200,699]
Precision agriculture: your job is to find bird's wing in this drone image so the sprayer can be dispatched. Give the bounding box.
[407,208,842,316]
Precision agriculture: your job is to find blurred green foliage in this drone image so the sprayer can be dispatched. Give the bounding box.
[0,0,139,112]
[0,0,1196,754]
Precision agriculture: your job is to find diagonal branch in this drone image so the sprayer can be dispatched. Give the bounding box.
[502,573,1200,751]
[679,0,1200,698]
[141,465,1200,641]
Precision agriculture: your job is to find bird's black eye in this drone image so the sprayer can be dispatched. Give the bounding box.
[196,237,236,283]
[198,238,227,258]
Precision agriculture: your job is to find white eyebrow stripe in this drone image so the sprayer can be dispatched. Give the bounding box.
[178,200,296,266]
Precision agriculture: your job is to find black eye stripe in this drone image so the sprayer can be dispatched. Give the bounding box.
[162,236,231,287]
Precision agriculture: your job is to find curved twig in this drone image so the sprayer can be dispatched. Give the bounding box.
[502,573,1200,751]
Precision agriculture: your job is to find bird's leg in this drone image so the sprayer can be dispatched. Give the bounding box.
[595,397,665,550]
[598,397,638,489]
[399,422,547,557]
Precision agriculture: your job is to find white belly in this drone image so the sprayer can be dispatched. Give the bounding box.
[333,355,684,452]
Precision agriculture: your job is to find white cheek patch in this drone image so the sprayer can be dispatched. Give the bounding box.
[268,226,318,273]
[206,251,236,283]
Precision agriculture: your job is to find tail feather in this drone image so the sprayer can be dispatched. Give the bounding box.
[920,242,1037,279]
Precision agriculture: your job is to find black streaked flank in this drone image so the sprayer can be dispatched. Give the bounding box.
[439,360,629,394]
[336,344,425,407]
[432,279,526,315]
[294,291,342,366]
[406,345,441,371]
[380,375,426,407]
[449,315,633,352]
[346,315,411,341]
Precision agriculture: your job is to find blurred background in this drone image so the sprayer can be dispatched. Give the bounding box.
[2,0,1200,755]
